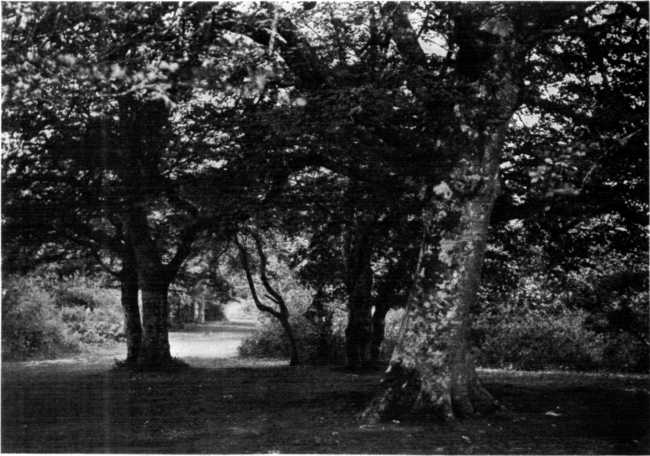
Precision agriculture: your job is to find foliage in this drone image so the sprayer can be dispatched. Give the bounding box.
[2,273,126,360]
[2,275,79,360]
[475,307,606,371]
[239,314,345,364]
[475,263,649,372]
[168,288,225,328]
[1,2,647,379]
[51,273,125,345]
[240,304,407,364]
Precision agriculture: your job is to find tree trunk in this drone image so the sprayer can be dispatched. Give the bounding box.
[120,254,142,365]
[360,11,521,421]
[138,274,172,367]
[362,174,501,422]
[314,293,332,364]
[345,259,373,369]
[194,299,206,323]
[370,300,390,364]
[123,205,175,368]
[280,316,300,366]
[304,288,332,364]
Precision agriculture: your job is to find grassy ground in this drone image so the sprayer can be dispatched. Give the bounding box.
[2,324,649,453]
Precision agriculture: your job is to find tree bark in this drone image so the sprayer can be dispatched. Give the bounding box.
[362,167,502,422]
[280,316,300,366]
[122,205,174,368]
[370,300,390,364]
[138,274,172,367]
[303,288,331,364]
[313,289,332,364]
[345,249,373,370]
[343,217,376,370]
[120,252,142,365]
[195,299,206,323]
[359,6,523,422]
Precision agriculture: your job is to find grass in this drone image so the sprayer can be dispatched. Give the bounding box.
[2,354,649,454]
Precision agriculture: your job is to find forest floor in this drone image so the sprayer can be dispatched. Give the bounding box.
[2,321,649,454]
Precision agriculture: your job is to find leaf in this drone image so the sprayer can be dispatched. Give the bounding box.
[480,17,513,37]
[433,181,452,199]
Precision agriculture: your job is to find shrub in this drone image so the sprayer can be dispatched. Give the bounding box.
[2,276,80,360]
[239,304,405,365]
[600,332,649,373]
[59,304,124,344]
[54,275,125,344]
[2,273,126,360]
[239,314,346,364]
[474,307,607,371]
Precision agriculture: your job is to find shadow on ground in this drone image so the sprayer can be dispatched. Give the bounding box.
[2,356,649,454]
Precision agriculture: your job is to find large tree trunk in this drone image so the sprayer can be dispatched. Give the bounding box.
[345,256,373,370]
[362,171,501,422]
[120,252,142,365]
[361,9,521,422]
[343,218,375,370]
[123,206,174,368]
[138,273,172,367]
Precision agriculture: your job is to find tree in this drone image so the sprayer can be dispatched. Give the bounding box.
[235,231,300,366]
[1,3,239,367]
[361,2,647,421]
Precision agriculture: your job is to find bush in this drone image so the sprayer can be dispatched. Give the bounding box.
[239,314,346,364]
[600,332,649,373]
[54,275,125,344]
[2,276,80,360]
[474,307,607,371]
[239,304,406,365]
[475,264,649,373]
[2,273,126,361]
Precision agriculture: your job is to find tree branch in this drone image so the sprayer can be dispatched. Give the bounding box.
[164,217,211,281]
[234,235,282,319]
[381,2,428,67]
[218,7,327,90]
[250,232,287,315]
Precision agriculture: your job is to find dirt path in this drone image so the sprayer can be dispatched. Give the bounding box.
[2,320,258,378]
